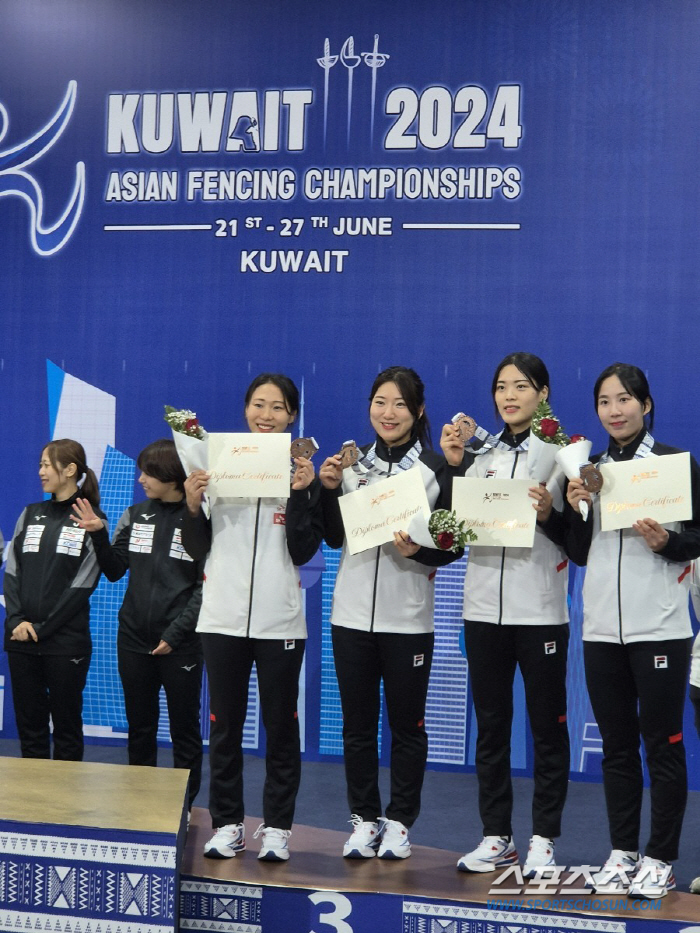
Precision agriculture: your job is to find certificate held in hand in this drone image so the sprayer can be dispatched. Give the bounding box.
[339,468,430,555]
[207,433,291,500]
[599,452,691,532]
[451,477,536,548]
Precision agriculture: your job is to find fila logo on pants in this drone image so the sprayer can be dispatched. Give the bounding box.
[654,655,668,669]
[544,641,557,655]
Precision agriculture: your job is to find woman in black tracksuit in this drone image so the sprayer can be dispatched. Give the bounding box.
[545,363,700,899]
[319,366,460,861]
[3,438,104,760]
[73,439,204,809]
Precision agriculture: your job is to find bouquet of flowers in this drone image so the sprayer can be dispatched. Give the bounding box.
[164,405,208,473]
[528,399,570,483]
[554,433,598,522]
[428,509,478,551]
[407,508,478,552]
[164,405,206,439]
[531,400,570,447]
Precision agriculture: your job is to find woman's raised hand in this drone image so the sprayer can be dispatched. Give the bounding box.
[566,476,592,515]
[440,423,464,467]
[184,469,210,515]
[319,455,343,490]
[291,457,315,491]
[72,497,104,532]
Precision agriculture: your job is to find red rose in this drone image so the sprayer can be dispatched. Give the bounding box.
[185,418,199,434]
[540,418,559,438]
[437,531,454,550]
[570,434,587,443]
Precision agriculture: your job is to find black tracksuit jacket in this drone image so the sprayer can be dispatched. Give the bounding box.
[90,498,203,654]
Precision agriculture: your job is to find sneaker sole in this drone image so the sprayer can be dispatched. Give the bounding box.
[343,848,378,859]
[258,851,290,862]
[378,849,411,860]
[628,882,676,900]
[458,853,519,873]
[593,883,631,895]
[203,844,245,859]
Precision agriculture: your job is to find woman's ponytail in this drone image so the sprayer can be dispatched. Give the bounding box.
[44,439,101,507]
[79,466,101,507]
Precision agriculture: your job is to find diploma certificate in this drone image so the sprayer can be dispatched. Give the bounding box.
[452,477,536,548]
[599,452,691,531]
[207,433,291,499]
[339,467,430,556]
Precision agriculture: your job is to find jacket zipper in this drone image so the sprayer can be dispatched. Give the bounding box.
[497,450,519,624]
[617,529,624,643]
[247,499,262,637]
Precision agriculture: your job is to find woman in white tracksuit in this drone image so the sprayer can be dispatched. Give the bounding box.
[441,352,570,878]
[549,362,700,899]
[319,366,460,861]
[182,373,323,863]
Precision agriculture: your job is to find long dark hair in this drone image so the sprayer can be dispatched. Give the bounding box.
[369,366,432,447]
[491,352,550,420]
[244,373,299,417]
[137,439,186,493]
[593,363,654,432]
[43,438,100,506]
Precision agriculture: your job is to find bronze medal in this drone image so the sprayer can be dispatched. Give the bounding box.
[453,414,476,442]
[580,463,603,493]
[338,441,360,468]
[291,437,318,460]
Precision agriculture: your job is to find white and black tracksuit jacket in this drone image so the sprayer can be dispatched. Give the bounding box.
[182,483,323,639]
[323,437,459,634]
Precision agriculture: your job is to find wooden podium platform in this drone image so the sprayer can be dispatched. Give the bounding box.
[183,808,700,933]
[0,756,188,931]
[2,757,700,933]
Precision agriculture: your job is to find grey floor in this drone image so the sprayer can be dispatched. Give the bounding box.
[1,737,699,891]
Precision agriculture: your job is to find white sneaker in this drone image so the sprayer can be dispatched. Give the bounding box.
[378,819,411,860]
[628,856,676,899]
[523,835,556,878]
[343,815,381,858]
[690,875,700,894]
[203,822,246,859]
[457,836,518,873]
[591,849,641,894]
[253,823,291,861]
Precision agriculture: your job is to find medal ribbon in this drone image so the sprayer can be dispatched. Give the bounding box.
[352,440,423,477]
[472,427,529,456]
[597,431,655,465]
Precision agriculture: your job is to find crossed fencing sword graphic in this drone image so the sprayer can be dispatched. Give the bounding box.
[317,34,390,147]
[0,40,388,254]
